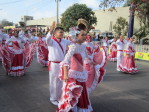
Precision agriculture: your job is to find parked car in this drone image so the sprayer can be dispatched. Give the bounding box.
[99,32,114,39]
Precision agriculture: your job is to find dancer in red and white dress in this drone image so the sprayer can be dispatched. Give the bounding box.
[57,28,94,112]
[0,30,9,46]
[0,30,9,61]
[0,35,2,61]
[0,30,35,76]
[102,36,113,56]
[37,32,49,66]
[83,35,106,93]
[24,31,34,43]
[0,30,3,61]
[108,38,117,62]
[2,31,25,76]
[23,31,36,68]
[118,37,138,73]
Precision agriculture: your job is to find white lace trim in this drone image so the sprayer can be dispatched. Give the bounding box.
[59,59,88,82]
[68,69,88,82]
[58,82,83,112]
[63,44,87,65]
[59,61,70,68]
[119,65,138,70]
[118,64,138,73]
[108,57,117,62]
[8,70,25,76]
[9,47,23,54]
[38,58,48,66]
[11,66,24,70]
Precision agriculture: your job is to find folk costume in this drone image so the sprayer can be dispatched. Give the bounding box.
[84,36,106,93]
[37,36,49,66]
[108,41,117,62]
[46,32,71,105]
[0,31,35,76]
[118,41,138,73]
[116,39,127,71]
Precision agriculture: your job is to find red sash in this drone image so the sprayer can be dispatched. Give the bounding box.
[106,40,108,44]
[120,40,124,44]
[52,37,64,54]
[86,47,92,55]
[117,50,123,52]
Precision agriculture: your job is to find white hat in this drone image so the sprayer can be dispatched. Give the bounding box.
[69,27,80,41]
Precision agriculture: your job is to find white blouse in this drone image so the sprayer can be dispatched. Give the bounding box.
[63,43,88,65]
[60,43,91,82]
[125,42,135,55]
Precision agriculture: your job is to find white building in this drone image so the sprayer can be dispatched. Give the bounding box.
[21,16,33,23]
[26,7,140,33]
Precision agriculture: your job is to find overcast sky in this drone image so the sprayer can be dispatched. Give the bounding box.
[0,0,125,23]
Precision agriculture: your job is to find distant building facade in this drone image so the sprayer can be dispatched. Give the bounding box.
[21,16,34,23]
[25,7,140,33]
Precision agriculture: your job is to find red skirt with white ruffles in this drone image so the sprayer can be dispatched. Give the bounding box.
[57,78,93,112]
[108,50,117,62]
[118,55,138,73]
[84,47,106,94]
[1,43,35,76]
[9,53,25,76]
[37,45,48,66]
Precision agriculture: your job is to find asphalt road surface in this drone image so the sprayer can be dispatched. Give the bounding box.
[0,59,149,112]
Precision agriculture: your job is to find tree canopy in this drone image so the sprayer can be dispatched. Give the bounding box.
[0,19,13,27]
[99,0,149,27]
[113,17,128,36]
[60,3,97,31]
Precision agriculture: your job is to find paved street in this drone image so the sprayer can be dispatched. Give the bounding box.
[0,59,149,112]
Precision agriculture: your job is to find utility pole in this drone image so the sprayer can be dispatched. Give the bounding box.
[55,0,61,24]
[128,2,135,38]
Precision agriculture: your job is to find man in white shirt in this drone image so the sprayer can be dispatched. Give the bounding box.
[116,35,127,71]
[46,22,71,105]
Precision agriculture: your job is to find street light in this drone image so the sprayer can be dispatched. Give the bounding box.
[55,0,61,24]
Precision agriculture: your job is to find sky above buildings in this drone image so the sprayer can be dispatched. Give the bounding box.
[0,0,125,23]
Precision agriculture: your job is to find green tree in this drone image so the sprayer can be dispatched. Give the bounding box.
[124,0,149,27]
[0,19,13,27]
[134,24,149,42]
[60,3,97,31]
[113,17,128,36]
[99,0,149,27]
[124,0,149,40]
